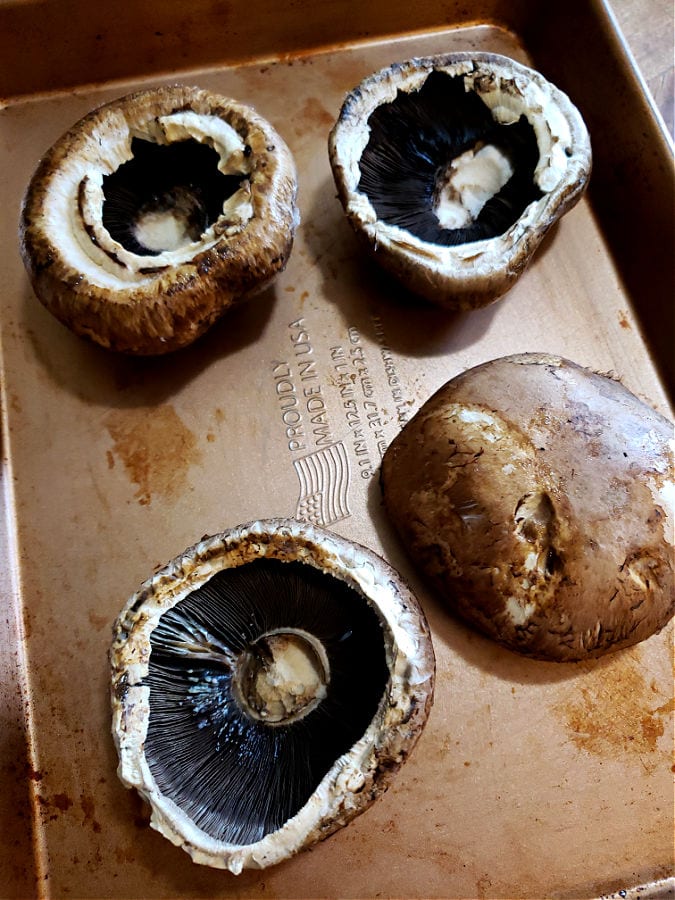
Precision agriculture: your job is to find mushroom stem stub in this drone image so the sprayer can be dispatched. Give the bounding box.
[433,143,515,231]
[110,519,435,872]
[237,629,330,723]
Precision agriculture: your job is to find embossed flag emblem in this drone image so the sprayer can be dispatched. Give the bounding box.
[294,442,351,526]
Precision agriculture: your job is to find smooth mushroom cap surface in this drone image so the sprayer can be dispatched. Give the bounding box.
[381,353,674,660]
[110,518,435,873]
[329,53,592,310]
[20,84,299,354]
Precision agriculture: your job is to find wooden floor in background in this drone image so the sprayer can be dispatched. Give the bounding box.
[610,0,674,137]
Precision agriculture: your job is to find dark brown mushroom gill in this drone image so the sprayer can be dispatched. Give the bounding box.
[144,558,389,846]
[328,54,592,310]
[100,137,244,257]
[358,69,543,246]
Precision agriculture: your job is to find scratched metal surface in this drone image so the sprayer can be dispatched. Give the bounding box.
[0,15,673,900]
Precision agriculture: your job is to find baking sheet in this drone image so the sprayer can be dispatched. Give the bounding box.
[0,9,673,900]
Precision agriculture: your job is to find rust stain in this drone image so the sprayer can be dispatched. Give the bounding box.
[275,50,314,66]
[52,793,73,811]
[114,845,136,864]
[295,96,335,134]
[87,610,109,632]
[129,791,152,829]
[22,609,32,640]
[555,653,673,766]
[618,310,631,329]
[640,714,664,745]
[103,405,200,506]
[38,792,73,813]
[652,697,675,716]
[476,875,492,899]
[80,793,102,834]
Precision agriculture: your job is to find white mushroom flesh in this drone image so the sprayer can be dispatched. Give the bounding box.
[241,629,329,723]
[434,143,514,230]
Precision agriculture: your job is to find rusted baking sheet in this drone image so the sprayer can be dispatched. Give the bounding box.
[0,1,673,898]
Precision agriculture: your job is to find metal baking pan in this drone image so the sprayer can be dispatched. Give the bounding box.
[1,1,673,897]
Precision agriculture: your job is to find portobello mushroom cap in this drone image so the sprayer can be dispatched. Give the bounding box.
[328,53,592,310]
[110,518,435,872]
[20,85,299,354]
[381,354,674,660]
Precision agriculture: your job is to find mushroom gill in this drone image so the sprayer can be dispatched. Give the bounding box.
[144,559,389,846]
[100,137,244,257]
[358,69,543,246]
[329,53,592,310]
[111,519,435,872]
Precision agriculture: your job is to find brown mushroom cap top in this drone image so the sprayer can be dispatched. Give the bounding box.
[381,353,674,660]
[20,84,299,354]
[329,53,592,310]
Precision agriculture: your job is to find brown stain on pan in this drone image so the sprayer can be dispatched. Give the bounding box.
[114,844,137,864]
[295,96,335,135]
[37,791,73,822]
[80,794,102,834]
[103,405,200,506]
[554,652,673,768]
[87,610,110,632]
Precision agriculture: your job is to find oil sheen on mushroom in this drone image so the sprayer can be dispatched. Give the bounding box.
[328,53,592,310]
[144,559,388,846]
[110,520,435,873]
[381,354,674,661]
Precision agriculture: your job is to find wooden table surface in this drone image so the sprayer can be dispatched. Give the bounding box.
[610,0,674,137]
